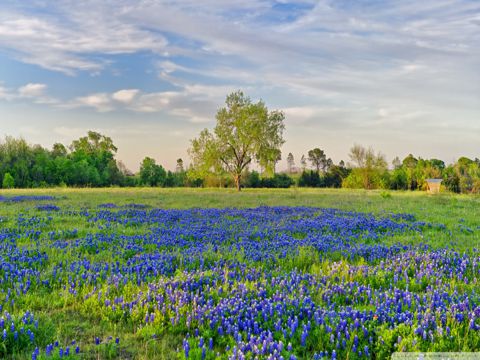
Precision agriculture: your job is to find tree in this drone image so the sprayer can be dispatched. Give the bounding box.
[0,137,35,188]
[308,148,332,173]
[325,164,350,188]
[287,153,295,173]
[139,157,167,187]
[345,144,387,189]
[69,131,122,186]
[189,91,285,191]
[51,143,68,158]
[402,154,419,190]
[175,158,184,173]
[2,172,14,189]
[298,170,322,187]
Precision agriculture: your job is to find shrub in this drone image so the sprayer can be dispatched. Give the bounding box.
[2,172,14,189]
[298,170,322,187]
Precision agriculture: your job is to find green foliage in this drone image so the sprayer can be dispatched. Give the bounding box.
[346,144,388,189]
[2,172,14,188]
[165,170,187,187]
[324,164,350,187]
[244,171,261,188]
[189,91,285,190]
[139,157,167,186]
[297,150,349,188]
[342,169,364,189]
[1,128,480,193]
[307,148,332,173]
[259,173,294,188]
[298,170,322,187]
[389,168,408,190]
[243,171,294,188]
[380,190,392,199]
[0,132,126,188]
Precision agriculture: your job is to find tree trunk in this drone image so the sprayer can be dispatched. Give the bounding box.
[234,174,241,191]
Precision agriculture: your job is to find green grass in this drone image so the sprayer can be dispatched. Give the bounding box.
[2,187,479,249]
[0,187,479,359]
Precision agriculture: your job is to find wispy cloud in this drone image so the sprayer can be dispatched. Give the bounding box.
[0,0,478,168]
[0,4,168,74]
[60,87,219,123]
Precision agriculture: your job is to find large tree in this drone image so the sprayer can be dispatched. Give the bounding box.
[189,91,285,191]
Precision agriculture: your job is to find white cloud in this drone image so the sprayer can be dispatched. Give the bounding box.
[128,92,175,113]
[0,82,58,104]
[112,89,139,104]
[18,83,47,97]
[0,0,479,169]
[73,93,113,112]
[61,87,216,123]
[0,6,168,74]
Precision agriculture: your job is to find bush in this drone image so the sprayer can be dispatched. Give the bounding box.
[244,172,294,188]
[342,168,390,189]
[264,173,294,188]
[342,170,363,189]
[2,172,14,189]
[298,170,322,187]
[390,168,408,190]
[444,174,460,193]
[244,171,261,188]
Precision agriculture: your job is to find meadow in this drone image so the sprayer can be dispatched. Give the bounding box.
[0,188,479,359]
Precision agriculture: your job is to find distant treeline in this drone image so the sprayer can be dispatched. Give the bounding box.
[0,132,186,189]
[0,132,479,193]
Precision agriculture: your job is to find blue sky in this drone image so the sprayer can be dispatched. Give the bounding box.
[0,0,478,171]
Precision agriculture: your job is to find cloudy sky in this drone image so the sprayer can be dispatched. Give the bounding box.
[0,0,478,171]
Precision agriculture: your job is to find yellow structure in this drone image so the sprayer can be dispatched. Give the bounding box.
[425,179,442,194]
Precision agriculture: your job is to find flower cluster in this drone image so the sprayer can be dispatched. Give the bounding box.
[36,204,60,212]
[0,204,477,358]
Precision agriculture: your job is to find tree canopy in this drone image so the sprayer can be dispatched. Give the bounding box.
[189,91,285,190]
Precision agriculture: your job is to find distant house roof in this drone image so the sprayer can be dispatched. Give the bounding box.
[426,178,443,183]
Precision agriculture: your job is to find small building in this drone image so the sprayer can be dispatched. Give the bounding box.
[425,178,442,194]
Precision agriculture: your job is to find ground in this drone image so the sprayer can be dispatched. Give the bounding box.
[0,188,479,359]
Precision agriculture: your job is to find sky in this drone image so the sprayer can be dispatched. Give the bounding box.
[0,0,478,172]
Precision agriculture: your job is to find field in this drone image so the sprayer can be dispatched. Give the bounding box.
[0,188,479,359]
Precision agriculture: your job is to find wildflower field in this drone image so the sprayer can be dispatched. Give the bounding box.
[0,188,479,359]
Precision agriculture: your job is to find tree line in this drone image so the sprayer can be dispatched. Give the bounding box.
[0,132,188,189]
[1,91,479,193]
